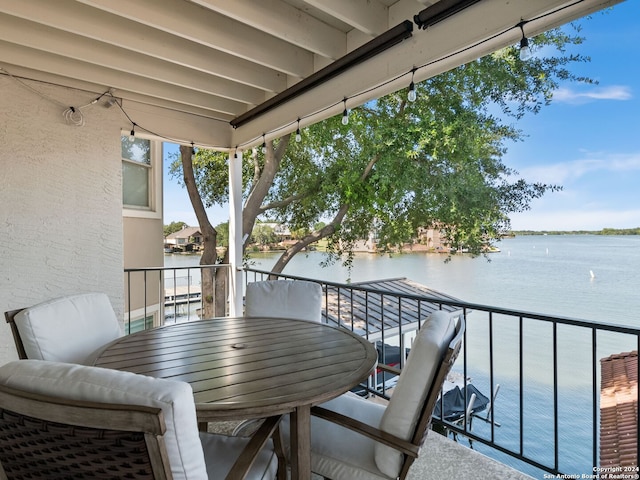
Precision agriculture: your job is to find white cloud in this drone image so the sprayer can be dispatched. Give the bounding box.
[516,152,640,185]
[507,151,640,230]
[510,208,640,231]
[552,85,632,103]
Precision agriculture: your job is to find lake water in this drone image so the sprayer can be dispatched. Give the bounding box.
[165,234,640,477]
[236,234,640,327]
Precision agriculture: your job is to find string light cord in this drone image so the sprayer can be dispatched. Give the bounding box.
[237,0,587,150]
[1,0,585,149]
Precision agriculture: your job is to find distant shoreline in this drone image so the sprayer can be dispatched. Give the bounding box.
[510,227,640,236]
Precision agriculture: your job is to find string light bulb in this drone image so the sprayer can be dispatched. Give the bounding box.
[129,123,136,140]
[407,69,417,102]
[261,134,267,154]
[191,142,196,158]
[341,99,349,125]
[295,119,302,142]
[518,22,532,61]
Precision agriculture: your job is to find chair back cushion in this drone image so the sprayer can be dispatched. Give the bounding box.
[245,280,323,322]
[14,293,123,364]
[0,360,208,480]
[374,311,456,478]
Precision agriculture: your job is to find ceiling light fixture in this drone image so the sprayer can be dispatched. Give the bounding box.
[231,20,414,129]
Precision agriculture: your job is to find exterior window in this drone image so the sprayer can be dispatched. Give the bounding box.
[127,315,154,334]
[122,136,151,208]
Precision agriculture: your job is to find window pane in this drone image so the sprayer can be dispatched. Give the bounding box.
[121,137,151,164]
[128,315,154,334]
[123,161,149,207]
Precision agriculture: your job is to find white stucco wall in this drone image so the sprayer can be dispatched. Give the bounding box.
[0,76,125,365]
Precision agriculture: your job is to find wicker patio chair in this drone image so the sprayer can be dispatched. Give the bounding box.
[0,360,281,480]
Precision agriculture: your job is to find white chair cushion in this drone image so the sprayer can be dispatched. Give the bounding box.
[374,311,456,478]
[0,360,208,479]
[245,280,323,323]
[14,292,123,364]
[200,432,278,480]
[281,393,391,480]
[0,360,278,480]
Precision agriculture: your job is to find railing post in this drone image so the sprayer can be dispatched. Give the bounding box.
[228,149,244,316]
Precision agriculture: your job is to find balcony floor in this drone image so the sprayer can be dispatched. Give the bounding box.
[404,432,534,479]
[208,420,534,479]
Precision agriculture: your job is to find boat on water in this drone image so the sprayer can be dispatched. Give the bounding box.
[351,343,494,427]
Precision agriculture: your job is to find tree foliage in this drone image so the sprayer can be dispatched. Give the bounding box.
[170,25,591,273]
[163,221,188,237]
[252,223,277,246]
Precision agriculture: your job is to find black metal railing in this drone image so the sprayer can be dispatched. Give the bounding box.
[123,264,231,334]
[244,267,640,478]
[123,264,639,476]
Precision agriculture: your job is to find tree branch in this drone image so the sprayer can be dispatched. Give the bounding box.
[243,134,291,246]
[270,203,350,273]
[260,191,310,212]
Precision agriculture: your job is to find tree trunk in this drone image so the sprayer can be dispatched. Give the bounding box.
[270,154,378,274]
[242,136,291,242]
[270,204,350,273]
[180,145,222,317]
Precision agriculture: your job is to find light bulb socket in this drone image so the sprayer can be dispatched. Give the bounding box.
[341,109,349,125]
[408,81,417,102]
[519,37,532,60]
[518,21,532,61]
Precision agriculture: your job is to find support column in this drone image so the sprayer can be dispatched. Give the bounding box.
[228,150,244,316]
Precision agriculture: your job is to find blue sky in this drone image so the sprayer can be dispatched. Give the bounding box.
[164,1,640,232]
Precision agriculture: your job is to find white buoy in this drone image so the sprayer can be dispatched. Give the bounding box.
[590,270,595,279]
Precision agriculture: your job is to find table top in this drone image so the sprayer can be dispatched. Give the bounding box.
[94,317,377,420]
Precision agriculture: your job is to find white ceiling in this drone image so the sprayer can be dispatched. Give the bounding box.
[0,0,622,150]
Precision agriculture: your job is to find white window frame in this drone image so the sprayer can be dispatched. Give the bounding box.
[122,135,162,220]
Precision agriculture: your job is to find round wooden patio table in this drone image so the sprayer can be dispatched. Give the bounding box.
[94,316,377,480]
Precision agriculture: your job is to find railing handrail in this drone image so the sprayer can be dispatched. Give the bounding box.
[125,264,230,273]
[127,264,639,477]
[245,267,640,334]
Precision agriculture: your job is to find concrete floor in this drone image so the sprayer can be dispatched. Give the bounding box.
[209,419,534,480]
[402,432,534,480]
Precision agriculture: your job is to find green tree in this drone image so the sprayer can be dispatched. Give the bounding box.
[163,221,188,238]
[214,221,230,248]
[171,26,590,275]
[252,223,277,247]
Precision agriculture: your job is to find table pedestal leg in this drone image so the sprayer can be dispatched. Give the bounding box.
[290,404,311,480]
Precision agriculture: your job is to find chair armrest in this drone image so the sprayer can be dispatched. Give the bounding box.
[377,363,401,376]
[310,406,419,458]
[225,415,283,480]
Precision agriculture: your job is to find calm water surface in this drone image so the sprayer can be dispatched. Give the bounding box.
[241,234,640,326]
[165,235,640,477]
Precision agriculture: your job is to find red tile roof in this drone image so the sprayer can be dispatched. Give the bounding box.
[600,350,638,470]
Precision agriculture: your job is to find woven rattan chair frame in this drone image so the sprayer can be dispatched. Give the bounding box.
[3,309,27,360]
[0,383,172,480]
